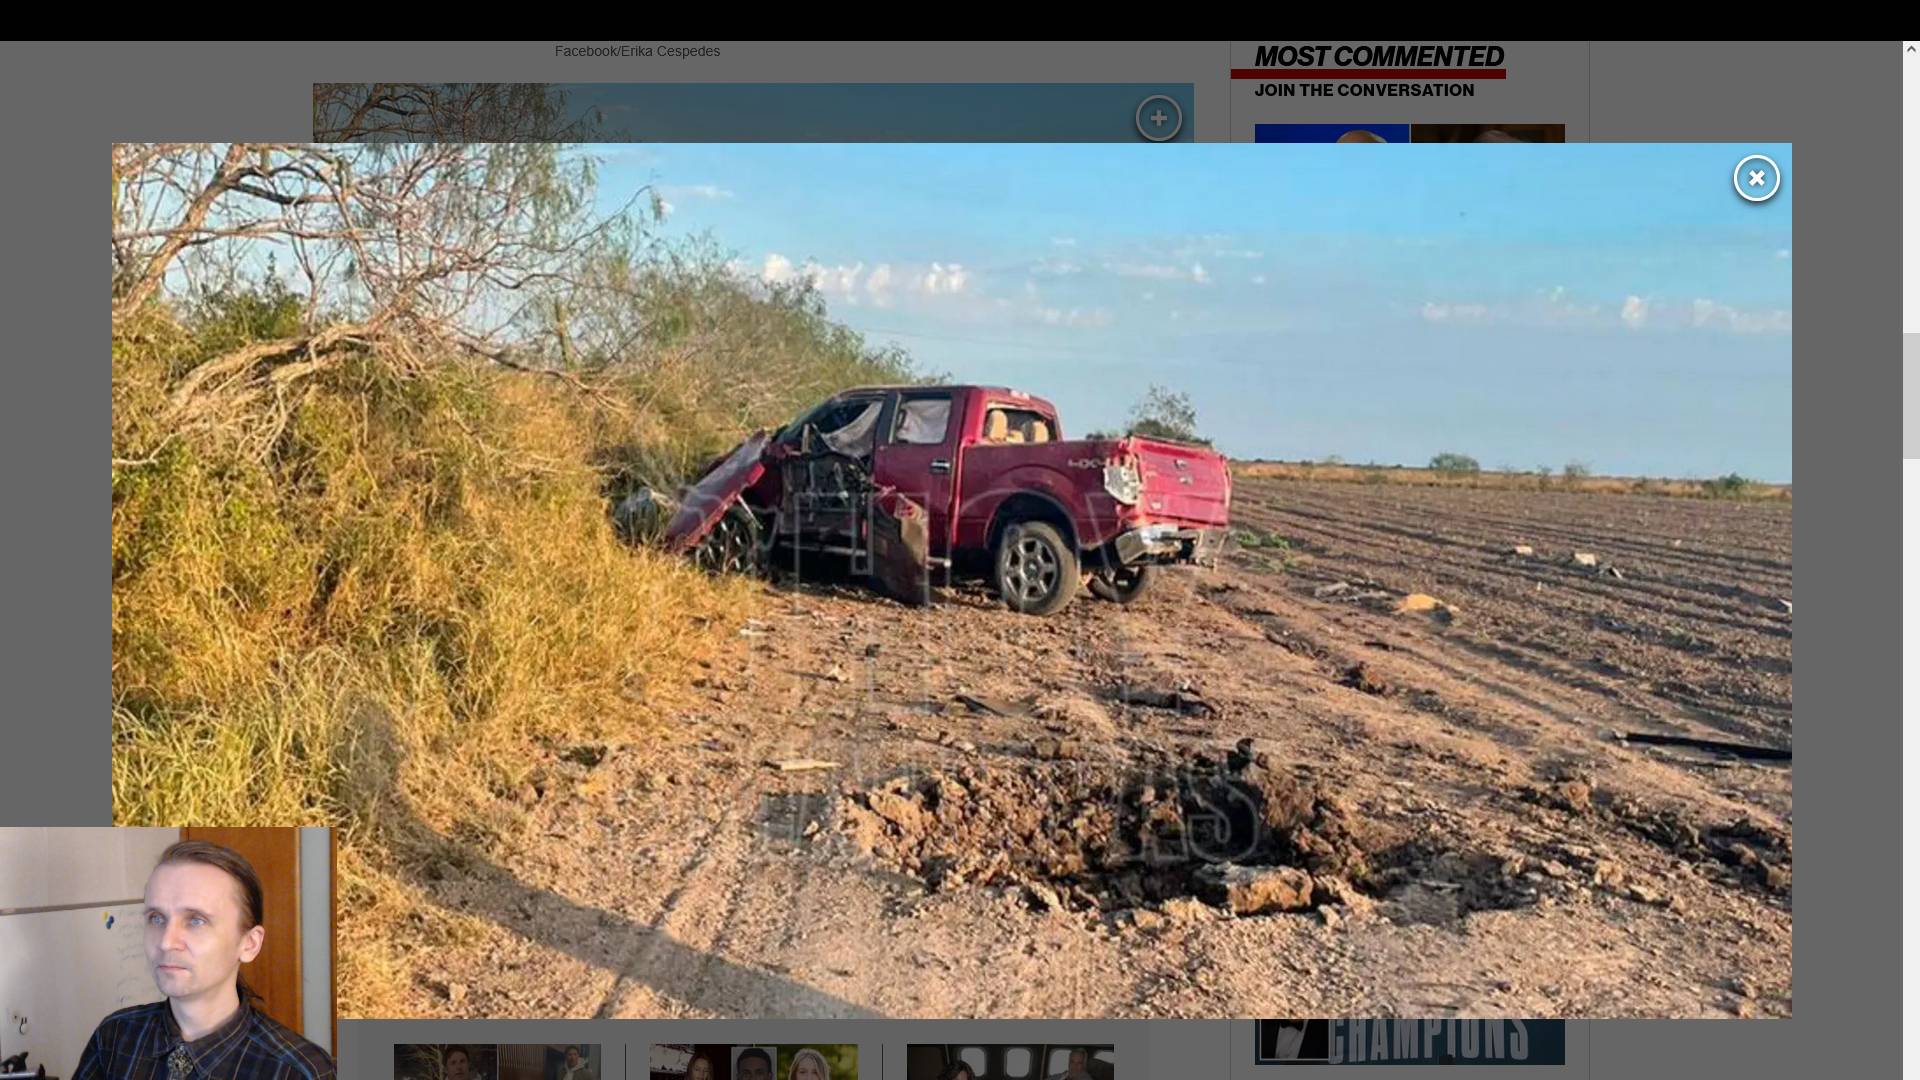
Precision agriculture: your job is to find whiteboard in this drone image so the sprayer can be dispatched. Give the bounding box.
[0,902,161,1080]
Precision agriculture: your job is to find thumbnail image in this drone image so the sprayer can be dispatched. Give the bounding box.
[1253,122,1410,142]
[0,828,336,1080]
[1411,123,1566,142]
[905,1044,1113,1080]
[649,1044,858,1080]
[398,1044,498,1080]
[111,139,1790,1020]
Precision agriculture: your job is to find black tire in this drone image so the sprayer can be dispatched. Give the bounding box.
[994,520,1078,616]
[692,500,765,576]
[1089,563,1156,604]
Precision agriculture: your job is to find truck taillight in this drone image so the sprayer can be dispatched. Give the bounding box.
[1104,462,1142,505]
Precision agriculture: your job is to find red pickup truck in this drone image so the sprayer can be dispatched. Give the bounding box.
[648,384,1232,615]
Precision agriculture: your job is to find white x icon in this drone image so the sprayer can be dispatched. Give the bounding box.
[1748,169,1768,187]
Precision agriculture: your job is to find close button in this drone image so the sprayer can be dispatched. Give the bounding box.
[1733,153,1782,203]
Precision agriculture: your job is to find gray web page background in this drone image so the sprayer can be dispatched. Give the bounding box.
[13,39,1890,1080]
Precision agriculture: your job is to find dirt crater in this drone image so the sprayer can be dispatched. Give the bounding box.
[838,743,1537,923]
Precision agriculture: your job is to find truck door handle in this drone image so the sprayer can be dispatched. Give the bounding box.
[930,459,952,474]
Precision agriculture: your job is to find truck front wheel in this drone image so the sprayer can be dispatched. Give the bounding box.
[1089,563,1156,604]
[692,499,765,577]
[994,520,1078,616]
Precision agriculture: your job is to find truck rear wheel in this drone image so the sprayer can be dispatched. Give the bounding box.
[1090,563,1155,604]
[994,520,1078,616]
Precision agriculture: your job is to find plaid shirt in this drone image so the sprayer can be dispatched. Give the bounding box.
[74,998,334,1080]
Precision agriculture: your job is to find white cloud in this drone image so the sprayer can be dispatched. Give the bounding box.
[1250,274,1267,286]
[1176,233,1264,260]
[659,183,734,201]
[1620,295,1650,329]
[1691,297,1792,334]
[1189,262,1211,285]
[761,252,796,284]
[1029,257,1081,276]
[762,255,975,308]
[1421,301,1489,323]
[1023,279,1039,299]
[1110,262,1185,281]
[1141,291,1155,302]
[1409,287,1785,335]
[1035,306,1112,329]
[865,263,894,307]
[1775,249,1791,260]
[806,261,865,303]
[917,262,970,295]
[1050,237,1078,247]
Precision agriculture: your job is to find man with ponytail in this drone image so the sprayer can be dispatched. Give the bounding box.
[75,840,335,1078]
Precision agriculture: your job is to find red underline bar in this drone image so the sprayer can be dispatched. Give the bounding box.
[1230,68,1508,80]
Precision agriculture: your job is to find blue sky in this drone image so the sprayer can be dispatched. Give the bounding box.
[587,143,1791,481]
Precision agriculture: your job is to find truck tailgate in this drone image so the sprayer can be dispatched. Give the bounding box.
[1130,437,1231,526]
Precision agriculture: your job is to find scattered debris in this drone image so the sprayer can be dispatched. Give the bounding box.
[1552,780,1593,815]
[1778,598,1793,615]
[1158,897,1216,925]
[823,664,851,683]
[1024,881,1065,912]
[1313,581,1353,598]
[1602,566,1626,579]
[1120,683,1220,716]
[766,757,843,773]
[838,747,1372,914]
[1031,737,1082,760]
[1125,907,1166,932]
[1615,731,1791,762]
[954,692,1018,717]
[1396,593,1461,622]
[935,730,979,754]
[1511,544,1535,557]
[1571,552,1600,568]
[1196,864,1316,915]
[1340,663,1392,695]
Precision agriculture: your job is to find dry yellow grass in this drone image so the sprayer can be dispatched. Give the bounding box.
[112,336,760,1015]
[1233,460,1791,501]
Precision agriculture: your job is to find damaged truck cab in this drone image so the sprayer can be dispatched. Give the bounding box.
[658,385,1232,615]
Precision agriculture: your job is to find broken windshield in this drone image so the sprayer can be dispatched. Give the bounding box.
[818,398,883,457]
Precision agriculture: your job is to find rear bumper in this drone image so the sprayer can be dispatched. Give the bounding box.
[1114,523,1224,565]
